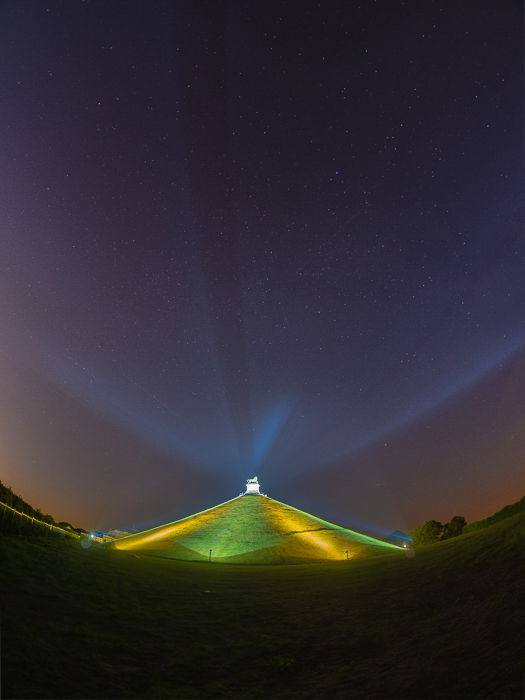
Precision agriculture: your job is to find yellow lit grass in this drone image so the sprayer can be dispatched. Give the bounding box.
[113,495,401,563]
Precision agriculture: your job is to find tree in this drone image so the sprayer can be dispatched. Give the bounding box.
[442,516,466,539]
[409,520,443,546]
[58,521,73,529]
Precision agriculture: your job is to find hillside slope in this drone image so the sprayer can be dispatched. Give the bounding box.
[111,493,401,563]
[464,493,525,533]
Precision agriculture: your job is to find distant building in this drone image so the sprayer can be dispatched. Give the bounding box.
[104,529,136,540]
[88,531,112,543]
[244,476,261,495]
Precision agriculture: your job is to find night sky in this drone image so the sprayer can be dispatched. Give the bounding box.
[1,1,523,535]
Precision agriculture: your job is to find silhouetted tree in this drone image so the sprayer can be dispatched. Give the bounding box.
[58,521,74,530]
[442,516,466,539]
[409,520,443,546]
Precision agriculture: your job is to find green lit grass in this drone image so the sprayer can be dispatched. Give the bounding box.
[113,494,400,562]
[1,512,524,698]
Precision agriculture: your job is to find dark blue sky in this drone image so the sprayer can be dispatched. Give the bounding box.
[0,0,523,533]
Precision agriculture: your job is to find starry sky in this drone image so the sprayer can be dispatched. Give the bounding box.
[0,0,523,534]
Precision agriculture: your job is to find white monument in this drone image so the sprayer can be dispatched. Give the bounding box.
[244,476,261,495]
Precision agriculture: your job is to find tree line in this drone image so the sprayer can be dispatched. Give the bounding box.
[463,495,525,533]
[409,515,466,546]
[409,493,525,546]
[0,480,73,530]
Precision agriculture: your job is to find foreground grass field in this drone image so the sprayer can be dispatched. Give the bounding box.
[1,512,524,699]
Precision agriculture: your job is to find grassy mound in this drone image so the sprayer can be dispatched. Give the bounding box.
[463,494,525,533]
[112,494,400,563]
[0,511,524,699]
[0,480,78,539]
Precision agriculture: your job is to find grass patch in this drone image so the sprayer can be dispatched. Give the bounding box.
[463,494,525,534]
[1,512,524,698]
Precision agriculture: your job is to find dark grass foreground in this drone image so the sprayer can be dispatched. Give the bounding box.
[1,513,524,699]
